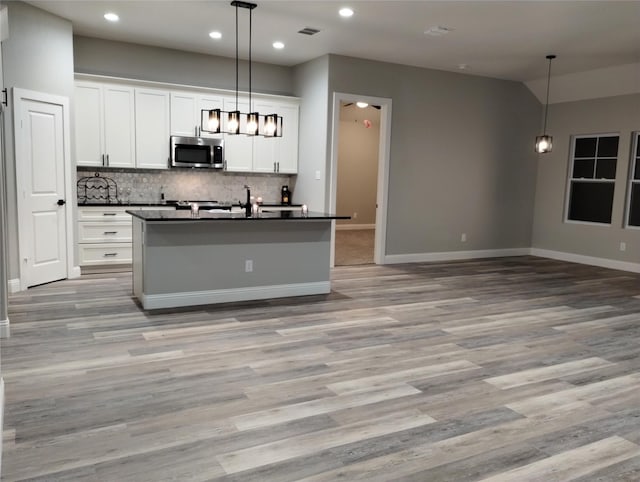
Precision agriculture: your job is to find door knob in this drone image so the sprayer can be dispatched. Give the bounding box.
[57,199,66,206]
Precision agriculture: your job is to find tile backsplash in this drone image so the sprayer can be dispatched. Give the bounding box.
[77,168,295,204]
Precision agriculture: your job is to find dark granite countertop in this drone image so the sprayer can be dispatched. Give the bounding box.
[126,209,349,221]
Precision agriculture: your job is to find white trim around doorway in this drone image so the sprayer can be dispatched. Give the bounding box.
[13,88,78,291]
[329,92,392,266]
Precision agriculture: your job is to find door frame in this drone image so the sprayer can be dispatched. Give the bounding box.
[13,88,77,290]
[328,92,392,265]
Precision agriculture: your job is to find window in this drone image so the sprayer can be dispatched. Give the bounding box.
[626,132,640,228]
[566,134,619,224]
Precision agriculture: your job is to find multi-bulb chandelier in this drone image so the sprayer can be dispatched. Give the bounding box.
[201,1,282,138]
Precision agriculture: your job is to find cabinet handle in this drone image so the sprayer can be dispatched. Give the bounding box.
[103,253,118,257]
[106,154,110,166]
[101,154,105,166]
[278,162,280,172]
[103,213,117,216]
[103,231,118,235]
[224,160,227,170]
[273,162,276,172]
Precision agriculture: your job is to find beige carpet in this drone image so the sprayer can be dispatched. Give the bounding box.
[334,229,375,265]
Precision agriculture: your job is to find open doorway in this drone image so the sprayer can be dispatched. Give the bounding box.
[329,93,392,266]
[334,101,380,265]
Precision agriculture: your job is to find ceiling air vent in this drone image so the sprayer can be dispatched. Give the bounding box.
[298,27,320,36]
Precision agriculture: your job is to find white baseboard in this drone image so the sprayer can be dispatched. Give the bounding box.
[336,224,375,231]
[140,281,331,310]
[384,248,530,264]
[530,248,640,273]
[7,279,19,294]
[0,318,9,338]
[70,266,82,279]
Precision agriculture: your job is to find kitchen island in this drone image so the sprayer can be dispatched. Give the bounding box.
[128,209,348,309]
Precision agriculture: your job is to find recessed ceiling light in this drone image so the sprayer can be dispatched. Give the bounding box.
[356,101,368,108]
[339,7,354,18]
[273,41,285,50]
[103,12,119,22]
[209,31,222,40]
[424,25,454,36]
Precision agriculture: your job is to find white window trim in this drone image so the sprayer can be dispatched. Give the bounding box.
[564,132,619,226]
[624,131,640,230]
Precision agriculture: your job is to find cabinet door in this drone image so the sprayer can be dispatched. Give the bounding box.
[170,92,198,137]
[75,82,104,166]
[135,88,170,169]
[103,85,135,168]
[198,94,224,140]
[252,100,277,173]
[222,97,252,172]
[276,103,299,174]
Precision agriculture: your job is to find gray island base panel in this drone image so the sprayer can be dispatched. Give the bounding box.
[128,210,348,309]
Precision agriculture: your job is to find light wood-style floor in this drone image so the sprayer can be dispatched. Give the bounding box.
[3,256,640,481]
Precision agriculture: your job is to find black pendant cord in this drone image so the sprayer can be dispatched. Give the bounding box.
[235,2,239,111]
[249,6,252,112]
[542,54,555,135]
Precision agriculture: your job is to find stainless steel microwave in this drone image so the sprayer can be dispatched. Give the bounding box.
[170,136,224,169]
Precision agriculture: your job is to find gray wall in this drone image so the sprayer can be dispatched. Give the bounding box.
[2,1,74,280]
[327,55,541,255]
[292,55,330,210]
[532,93,640,262]
[337,112,379,225]
[74,36,294,96]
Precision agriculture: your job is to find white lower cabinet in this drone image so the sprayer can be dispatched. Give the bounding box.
[77,206,174,267]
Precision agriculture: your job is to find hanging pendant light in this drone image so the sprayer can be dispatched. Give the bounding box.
[535,54,556,154]
[200,1,283,137]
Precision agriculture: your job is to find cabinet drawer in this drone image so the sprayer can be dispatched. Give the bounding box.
[78,222,132,243]
[79,244,132,266]
[78,206,131,221]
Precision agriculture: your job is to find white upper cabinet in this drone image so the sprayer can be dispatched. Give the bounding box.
[75,81,135,168]
[170,91,224,139]
[252,100,278,173]
[275,102,299,174]
[135,88,170,170]
[74,78,298,174]
[222,96,252,172]
[170,92,198,137]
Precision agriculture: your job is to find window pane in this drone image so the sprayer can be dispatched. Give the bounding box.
[573,159,594,178]
[629,184,640,227]
[574,137,597,158]
[636,136,640,157]
[597,136,619,157]
[568,181,614,224]
[635,159,640,180]
[595,159,617,179]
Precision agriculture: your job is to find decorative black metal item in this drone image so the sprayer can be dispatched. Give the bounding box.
[77,172,119,204]
[535,54,556,154]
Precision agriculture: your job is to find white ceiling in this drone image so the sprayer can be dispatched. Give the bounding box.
[25,0,640,82]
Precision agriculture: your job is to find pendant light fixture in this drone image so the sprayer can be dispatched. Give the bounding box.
[535,54,556,154]
[201,1,282,137]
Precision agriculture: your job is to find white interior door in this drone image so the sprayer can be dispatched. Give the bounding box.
[14,90,71,288]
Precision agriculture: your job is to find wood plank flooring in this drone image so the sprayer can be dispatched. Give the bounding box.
[2,256,640,481]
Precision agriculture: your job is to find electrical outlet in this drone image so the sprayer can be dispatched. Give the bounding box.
[620,242,626,252]
[461,233,467,242]
[245,259,253,272]
[353,212,358,219]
